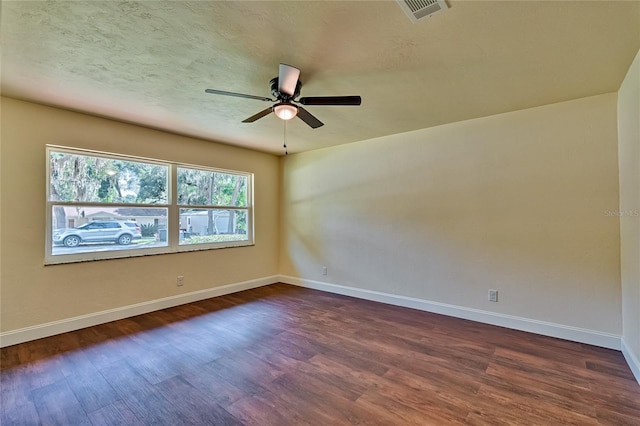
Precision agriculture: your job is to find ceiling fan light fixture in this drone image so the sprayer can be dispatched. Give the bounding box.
[274,103,298,120]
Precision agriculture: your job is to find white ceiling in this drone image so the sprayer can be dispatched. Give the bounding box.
[2,1,639,155]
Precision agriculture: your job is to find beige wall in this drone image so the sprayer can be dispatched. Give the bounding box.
[618,49,640,363]
[281,93,622,334]
[0,97,280,332]
[0,88,629,347]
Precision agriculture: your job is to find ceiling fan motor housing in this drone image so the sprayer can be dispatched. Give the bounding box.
[270,77,301,100]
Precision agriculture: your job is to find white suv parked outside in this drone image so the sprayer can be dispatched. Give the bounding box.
[53,221,142,247]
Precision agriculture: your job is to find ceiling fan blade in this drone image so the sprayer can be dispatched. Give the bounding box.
[296,107,324,129]
[242,107,273,123]
[298,96,362,106]
[278,64,301,97]
[205,89,273,102]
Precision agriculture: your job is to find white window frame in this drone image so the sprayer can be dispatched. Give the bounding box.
[175,163,254,253]
[45,145,254,265]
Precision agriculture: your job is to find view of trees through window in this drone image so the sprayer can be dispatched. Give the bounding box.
[177,167,248,245]
[47,147,252,262]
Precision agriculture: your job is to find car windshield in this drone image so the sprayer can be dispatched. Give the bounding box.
[76,223,92,229]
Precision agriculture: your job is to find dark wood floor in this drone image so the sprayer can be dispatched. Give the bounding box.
[2,283,639,425]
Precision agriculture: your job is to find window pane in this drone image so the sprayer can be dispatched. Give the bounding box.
[51,205,168,256]
[50,151,168,204]
[177,168,247,207]
[178,208,248,245]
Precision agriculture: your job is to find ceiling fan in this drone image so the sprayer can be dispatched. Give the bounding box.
[205,64,361,129]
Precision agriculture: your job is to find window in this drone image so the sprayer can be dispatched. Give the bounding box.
[46,146,253,264]
[177,167,249,247]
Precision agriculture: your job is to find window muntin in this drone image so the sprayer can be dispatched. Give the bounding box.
[46,146,253,264]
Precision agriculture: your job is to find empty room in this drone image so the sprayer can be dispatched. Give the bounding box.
[1,1,639,424]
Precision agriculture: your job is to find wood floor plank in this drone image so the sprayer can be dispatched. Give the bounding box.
[97,360,189,424]
[594,406,640,426]
[267,372,391,425]
[31,379,92,425]
[154,375,243,425]
[492,346,594,387]
[2,283,639,425]
[65,369,120,414]
[12,356,66,393]
[473,382,601,425]
[178,361,247,408]
[307,353,387,395]
[483,363,598,416]
[357,387,466,425]
[124,343,186,385]
[86,400,144,426]
[381,366,478,417]
[586,359,638,380]
[0,367,40,425]
[167,332,229,365]
[226,394,298,426]
[587,380,640,420]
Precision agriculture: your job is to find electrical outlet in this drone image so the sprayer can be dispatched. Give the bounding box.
[177,276,184,286]
[488,289,498,302]
[322,266,328,276]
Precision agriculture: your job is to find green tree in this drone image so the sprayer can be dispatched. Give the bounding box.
[177,168,247,235]
[49,151,168,228]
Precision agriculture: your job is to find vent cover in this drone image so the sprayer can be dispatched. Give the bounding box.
[397,0,448,22]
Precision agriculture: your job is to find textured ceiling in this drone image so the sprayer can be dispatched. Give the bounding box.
[2,1,639,155]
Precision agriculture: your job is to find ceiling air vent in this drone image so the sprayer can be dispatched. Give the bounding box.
[397,0,448,22]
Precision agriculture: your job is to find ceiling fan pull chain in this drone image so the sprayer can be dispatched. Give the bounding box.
[283,120,288,155]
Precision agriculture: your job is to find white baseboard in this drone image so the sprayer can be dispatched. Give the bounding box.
[1,273,628,373]
[622,339,640,385]
[279,275,622,351]
[0,275,280,348]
